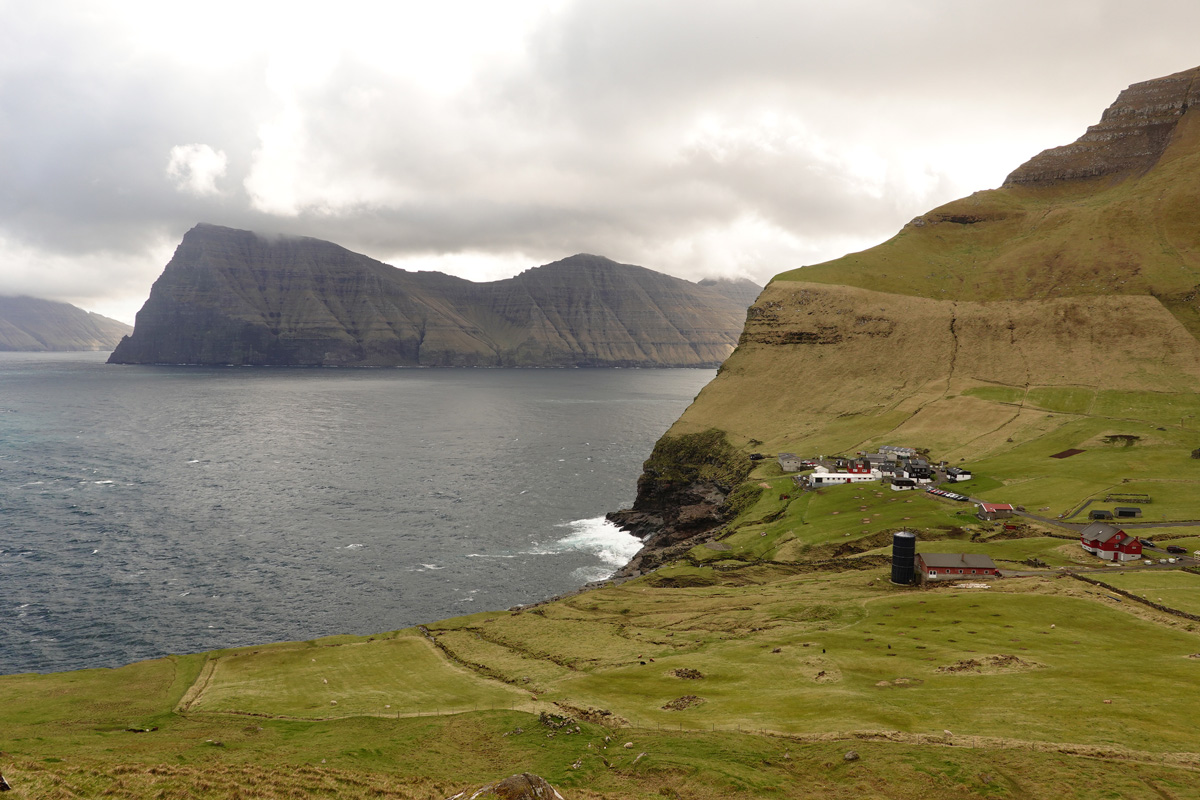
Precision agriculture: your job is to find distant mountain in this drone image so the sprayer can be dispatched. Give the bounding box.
[108,225,758,367]
[697,277,763,308]
[0,295,131,351]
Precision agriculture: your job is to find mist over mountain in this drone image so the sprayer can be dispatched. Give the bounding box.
[108,225,758,367]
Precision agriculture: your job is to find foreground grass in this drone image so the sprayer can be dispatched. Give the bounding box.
[7,724,1200,800]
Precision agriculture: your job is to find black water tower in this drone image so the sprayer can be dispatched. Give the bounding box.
[891,531,916,585]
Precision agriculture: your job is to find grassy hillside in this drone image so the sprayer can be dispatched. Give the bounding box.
[775,108,1200,337]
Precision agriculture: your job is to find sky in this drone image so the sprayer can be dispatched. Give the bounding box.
[3,1,1200,324]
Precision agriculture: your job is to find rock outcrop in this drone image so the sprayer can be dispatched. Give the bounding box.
[0,296,131,351]
[446,773,565,800]
[1006,66,1200,186]
[108,225,756,367]
[607,428,753,576]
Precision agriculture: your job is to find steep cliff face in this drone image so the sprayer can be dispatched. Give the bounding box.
[0,296,131,351]
[610,65,1200,559]
[108,226,755,367]
[1005,66,1200,186]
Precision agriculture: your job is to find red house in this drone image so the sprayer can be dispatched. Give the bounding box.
[1080,522,1142,562]
[916,553,1000,582]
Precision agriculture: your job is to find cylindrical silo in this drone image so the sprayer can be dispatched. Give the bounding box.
[891,531,916,585]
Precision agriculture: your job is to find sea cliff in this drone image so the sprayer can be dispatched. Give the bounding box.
[109,225,758,368]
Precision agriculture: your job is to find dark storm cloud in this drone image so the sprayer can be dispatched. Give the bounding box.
[3,0,1200,319]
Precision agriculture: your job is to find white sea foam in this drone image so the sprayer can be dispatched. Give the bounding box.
[572,565,617,584]
[533,517,642,569]
[420,564,445,570]
[345,543,365,550]
[466,553,517,558]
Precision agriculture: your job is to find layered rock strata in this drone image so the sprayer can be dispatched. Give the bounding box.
[1005,66,1200,185]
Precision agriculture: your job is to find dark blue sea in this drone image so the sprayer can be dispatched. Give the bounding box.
[0,353,713,675]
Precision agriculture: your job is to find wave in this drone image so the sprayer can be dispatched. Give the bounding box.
[532,517,642,568]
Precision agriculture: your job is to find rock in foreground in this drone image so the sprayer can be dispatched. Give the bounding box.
[447,772,565,800]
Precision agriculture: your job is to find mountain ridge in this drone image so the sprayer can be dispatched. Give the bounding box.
[108,225,759,367]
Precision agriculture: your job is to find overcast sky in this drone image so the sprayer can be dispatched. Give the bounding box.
[3,1,1200,323]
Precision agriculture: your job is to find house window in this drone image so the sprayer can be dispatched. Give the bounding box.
[929,571,937,577]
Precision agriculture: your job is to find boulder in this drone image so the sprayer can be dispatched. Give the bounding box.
[446,773,565,800]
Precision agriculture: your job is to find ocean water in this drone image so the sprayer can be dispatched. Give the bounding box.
[0,353,713,675]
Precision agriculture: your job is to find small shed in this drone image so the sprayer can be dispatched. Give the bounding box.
[1114,507,1143,519]
[945,467,973,482]
[976,503,1015,521]
[1088,509,1114,520]
[916,553,1000,582]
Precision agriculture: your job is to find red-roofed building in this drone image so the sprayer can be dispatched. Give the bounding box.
[976,503,1014,521]
[917,553,1001,582]
[1080,522,1143,562]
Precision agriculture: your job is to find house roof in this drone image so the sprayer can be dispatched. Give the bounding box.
[917,553,998,570]
[1081,522,1125,541]
[978,503,1014,513]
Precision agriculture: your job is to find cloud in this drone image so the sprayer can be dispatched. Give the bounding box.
[167,144,228,196]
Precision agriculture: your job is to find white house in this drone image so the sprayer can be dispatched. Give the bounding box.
[810,461,881,485]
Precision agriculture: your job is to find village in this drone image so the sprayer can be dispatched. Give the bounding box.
[774,445,1200,585]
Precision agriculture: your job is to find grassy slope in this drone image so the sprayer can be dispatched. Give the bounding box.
[5,566,1200,798]
[775,108,1200,332]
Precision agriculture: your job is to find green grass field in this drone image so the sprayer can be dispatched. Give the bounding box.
[1095,570,1200,617]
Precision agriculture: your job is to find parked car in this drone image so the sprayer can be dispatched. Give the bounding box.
[1141,540,1156,549]
[1166,545,1187,554]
